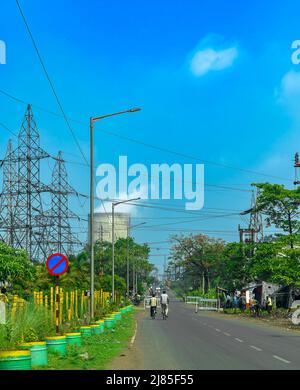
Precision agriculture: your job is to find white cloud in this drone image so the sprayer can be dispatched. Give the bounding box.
[277,70,300,121]
[278,70,300,100]
[190,40,238,77]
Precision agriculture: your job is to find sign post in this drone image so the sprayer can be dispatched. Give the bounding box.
[46,253,69,334]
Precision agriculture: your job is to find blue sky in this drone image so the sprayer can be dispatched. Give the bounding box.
[1,0,300,272]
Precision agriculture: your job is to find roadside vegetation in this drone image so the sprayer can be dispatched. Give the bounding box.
[41,313,135,370]
[0,236,154,352]
[168,183,300,296]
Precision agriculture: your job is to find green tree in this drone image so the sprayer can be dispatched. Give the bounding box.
[251,240,300,286]
[0,242,35,294]
[217,242,254,290]
[170,234,225,293]
[252,183,300,248]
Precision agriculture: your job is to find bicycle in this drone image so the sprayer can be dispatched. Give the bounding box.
[161,303,167,320]
[151,306,156,319]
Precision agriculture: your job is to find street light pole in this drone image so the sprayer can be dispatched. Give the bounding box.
[126,222,146,298]
[89,117,94,319]
[89,108,141,319]
[112,203,115,303]
[111,197,141,303]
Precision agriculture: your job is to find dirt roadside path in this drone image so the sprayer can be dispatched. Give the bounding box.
[107,307,146,370]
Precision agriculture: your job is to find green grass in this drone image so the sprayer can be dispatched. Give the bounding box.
[0,303,55,349]
[40,313,135,370]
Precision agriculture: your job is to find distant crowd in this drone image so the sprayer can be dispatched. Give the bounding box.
[222,291,273,317]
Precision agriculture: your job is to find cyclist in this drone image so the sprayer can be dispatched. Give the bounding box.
[160,290,169,319]
[150,293,157,319]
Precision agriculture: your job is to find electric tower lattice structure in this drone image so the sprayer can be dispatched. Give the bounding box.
[0,139,18,246]
[0,105,51,261]
[0,105,83,262]
[239,191,263,244]
[47,151,81,256]
[293,152,300,185]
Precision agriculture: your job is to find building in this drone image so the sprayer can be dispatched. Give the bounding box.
[241,281,281,306]
[88,212,130,244]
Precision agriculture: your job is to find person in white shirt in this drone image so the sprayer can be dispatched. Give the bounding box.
[160,290,169,317]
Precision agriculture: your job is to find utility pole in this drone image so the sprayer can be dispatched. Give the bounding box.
[294,152,300,186]
[89,108,141,318]
[111,197,140,303]
[126,222,146,297]
[163,255,167,283]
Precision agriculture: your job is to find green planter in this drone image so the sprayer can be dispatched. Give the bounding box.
[113,312,122,321]
[104,318,116,329]
[45,336,67,356]
[95,321,105,333]
[80,326,92,337]
[65,332,82,347]
[90,324,101,335]
[0,350,31,370]
[18,342,48,367]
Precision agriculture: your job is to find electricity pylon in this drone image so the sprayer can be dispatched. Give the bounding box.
[47,151,81,255]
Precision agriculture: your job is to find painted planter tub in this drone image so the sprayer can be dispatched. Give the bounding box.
[0,350,31,370]
[18,342,48,367]
[80,326,92,337]
[45,336,67,356]
[65,332,82,347]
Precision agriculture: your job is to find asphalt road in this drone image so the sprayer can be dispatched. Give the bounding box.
[115,293,300,370]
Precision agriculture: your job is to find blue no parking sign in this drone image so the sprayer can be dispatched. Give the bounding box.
[46,253,69,276]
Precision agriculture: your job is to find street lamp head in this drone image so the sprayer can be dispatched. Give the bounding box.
[128,108,141,113]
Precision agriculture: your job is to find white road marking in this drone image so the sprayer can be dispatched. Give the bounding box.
[223,332,231,336]
[215,328,221,332]
[130,321,138,348]
[250,345,262,351]
[235,338,244,343]
[273,355,290,364]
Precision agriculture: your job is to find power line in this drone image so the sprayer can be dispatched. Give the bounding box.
[96,127,293,183]
[140,212,240,229]
[0,122,17,137]
[0,85,293,183]
[15,0,89,166]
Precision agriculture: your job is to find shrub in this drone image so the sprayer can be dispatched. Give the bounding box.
[0,302,55,349]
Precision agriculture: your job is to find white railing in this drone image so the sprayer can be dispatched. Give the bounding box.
[185,296,220,311]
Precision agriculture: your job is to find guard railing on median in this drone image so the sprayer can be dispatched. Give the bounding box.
[185,296,220,311]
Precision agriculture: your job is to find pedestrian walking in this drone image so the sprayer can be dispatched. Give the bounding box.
[160,290,169,319]
[233,294,238,313]
[226,293,232,309]
[266,295,273,314]
[239,292,246,312]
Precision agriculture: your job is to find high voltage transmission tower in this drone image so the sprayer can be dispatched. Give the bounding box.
[239,191,263,243]
[47,151,81,255]
[0,105,83,262]
[0,139,18,246]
